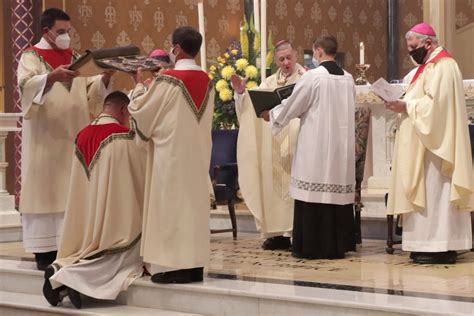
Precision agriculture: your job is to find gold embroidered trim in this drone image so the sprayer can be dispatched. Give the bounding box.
[86,233,141,260]
[75,130,136,180]
[22,49,53,72]
[291,178,354,194]
[53,234,142,269]
[22,49,79,92]
[154,74,211,122]
[18,74,36,95]
[72,50,81,62]
[130,117,150,141]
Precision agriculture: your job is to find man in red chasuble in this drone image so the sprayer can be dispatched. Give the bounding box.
[129,26,215,284]
[42,92,145,309]
[17,8,113,271]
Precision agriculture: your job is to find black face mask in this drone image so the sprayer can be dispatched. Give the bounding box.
[409,45,428,65]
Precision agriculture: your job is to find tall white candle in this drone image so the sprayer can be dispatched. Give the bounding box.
[198,1,207,71]
[359,42,365,65]
[260,0,267,81]
[253,0,260,34]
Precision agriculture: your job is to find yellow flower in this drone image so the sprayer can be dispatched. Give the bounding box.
[224,53,230,59]
[245,65,258,79]
[208,74,214,80]
[253,32,260,54]
[217,57,225,63]
[209,65,217,72]
[219,88,233,102]
[221,65,235,80]
[215,79,228,92]
[235,58,249,71]
[231,49,238,55]
[219,62,224,67]
[246,80,257,89]
[266,51,274,68]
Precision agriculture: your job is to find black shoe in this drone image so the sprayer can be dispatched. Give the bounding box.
[409,252,419,259]
[42,265,60,306]
[67,287,82,309]
[35,251,57,271]
[262,236,291,250]
[151,267,203,284]
[412,251,457,264]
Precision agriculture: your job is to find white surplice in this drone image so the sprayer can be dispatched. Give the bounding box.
[270,66,356,205]
[18,38,109,253]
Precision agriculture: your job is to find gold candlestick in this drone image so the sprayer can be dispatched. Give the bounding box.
[355,64,370,85]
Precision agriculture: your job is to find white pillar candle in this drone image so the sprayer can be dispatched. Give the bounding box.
[253,0,260,34]
[359,42,365,65]
[198,1,207,71]
[260,0,267,81]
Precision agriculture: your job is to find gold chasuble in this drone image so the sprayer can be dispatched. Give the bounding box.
[235,64,304,237]
[129,63,214,269]
[388,47,474,214]
[51,116,146,299]
[17,42,105,215]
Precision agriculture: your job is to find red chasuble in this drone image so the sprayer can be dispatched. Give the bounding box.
[76,124,130,168]
[162,69,210,110]
[409,49,452,85]
[28,46,74,70]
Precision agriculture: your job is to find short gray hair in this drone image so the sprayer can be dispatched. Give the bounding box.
[274,41,293,53]
[405,30,438,44]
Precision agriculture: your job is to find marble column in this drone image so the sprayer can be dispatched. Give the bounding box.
[10,0,34,206]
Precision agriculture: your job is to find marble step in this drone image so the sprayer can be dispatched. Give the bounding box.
[0,224,22,243]
[0,291,200,315]
[1,259,472,316]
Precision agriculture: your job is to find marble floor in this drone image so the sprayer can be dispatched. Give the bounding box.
[1,234,473,303]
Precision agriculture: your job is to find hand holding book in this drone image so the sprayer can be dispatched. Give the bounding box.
[248,84,296,118]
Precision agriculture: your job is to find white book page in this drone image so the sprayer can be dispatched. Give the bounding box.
[369,77,405,102]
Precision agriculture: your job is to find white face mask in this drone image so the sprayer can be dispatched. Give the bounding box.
[169,47,177,64]
[54,33,70,50]
[312,56,319,68]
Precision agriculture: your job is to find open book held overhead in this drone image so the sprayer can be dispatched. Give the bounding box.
[69,45,171,77]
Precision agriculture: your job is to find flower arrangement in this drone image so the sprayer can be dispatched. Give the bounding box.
[209,15,275,130]
[209,41,259,129]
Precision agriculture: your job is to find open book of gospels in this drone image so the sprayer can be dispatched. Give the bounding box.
[69,45,170,77]
[369,77,405,102]
[248,83,296,117]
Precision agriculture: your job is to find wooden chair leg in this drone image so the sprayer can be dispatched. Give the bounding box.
[228,199,237,240]
[386,215,395,254]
